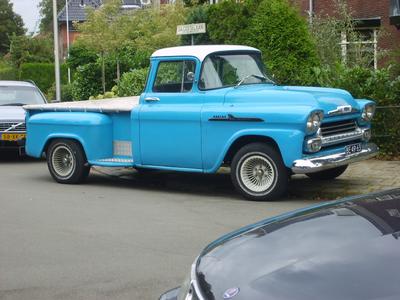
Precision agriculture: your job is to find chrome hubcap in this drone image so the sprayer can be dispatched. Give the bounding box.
[52,145,75,177]
[240,155,275,193]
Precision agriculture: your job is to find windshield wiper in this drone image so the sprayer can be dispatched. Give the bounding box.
[0,103,25,106]
[235,74,274,88]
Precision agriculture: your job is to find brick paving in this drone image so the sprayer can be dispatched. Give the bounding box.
[289,159,400,200]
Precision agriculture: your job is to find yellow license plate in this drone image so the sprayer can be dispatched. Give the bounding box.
[1,133,26,141]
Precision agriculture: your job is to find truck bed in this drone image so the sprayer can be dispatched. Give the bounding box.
[24,96,140,113]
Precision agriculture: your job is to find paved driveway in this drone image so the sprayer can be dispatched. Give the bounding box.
[0,153,398,300]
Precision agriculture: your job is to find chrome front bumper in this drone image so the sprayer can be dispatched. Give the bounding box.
[292,142,378,174]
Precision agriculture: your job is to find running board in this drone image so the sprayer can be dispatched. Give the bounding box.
[89,157,134,167]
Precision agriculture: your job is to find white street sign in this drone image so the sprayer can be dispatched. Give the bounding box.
[177,23,206,35]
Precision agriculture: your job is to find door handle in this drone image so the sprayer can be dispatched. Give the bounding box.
[144,97,160,102]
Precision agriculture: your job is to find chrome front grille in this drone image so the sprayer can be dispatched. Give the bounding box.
[319,118,366,147]
[321,119,357,136]
[0,121,26,132]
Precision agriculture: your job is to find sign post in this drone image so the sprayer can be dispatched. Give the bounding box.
[176,23,206,45]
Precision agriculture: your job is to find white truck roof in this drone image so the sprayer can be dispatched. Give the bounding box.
[151,45,260,61]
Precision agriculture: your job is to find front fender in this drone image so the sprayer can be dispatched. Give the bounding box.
[26,112,113,160]
[204,128,305,173]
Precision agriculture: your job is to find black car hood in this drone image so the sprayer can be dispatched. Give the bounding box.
[197,189,400,300]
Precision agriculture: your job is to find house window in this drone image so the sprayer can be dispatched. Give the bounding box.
[340,28,378,69]
[390,0,400,28]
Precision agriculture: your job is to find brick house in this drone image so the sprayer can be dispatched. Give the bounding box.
[291,0,400,68]
[58,0,142,59]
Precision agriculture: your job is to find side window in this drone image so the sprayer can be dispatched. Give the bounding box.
[153,60,196,93]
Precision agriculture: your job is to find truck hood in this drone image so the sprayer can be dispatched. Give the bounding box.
[197,190,400,300]
[0,106,26,121]
[225,85,361,116]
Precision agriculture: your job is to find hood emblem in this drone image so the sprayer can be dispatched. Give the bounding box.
[328,105,353,115]
[223,287,240,299]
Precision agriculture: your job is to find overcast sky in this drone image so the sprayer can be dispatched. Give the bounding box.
[10,0,41,34]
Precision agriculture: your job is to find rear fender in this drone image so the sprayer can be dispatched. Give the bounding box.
[26,112,113,160]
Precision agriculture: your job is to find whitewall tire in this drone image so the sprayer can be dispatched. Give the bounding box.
[231,143,288,201]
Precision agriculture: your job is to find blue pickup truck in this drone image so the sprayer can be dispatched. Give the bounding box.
[24,45,378,201]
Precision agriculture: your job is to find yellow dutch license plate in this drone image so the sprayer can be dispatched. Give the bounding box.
[1,133,26,141]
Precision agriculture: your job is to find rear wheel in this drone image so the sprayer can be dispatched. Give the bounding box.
[231,143,288,201]
[47,139,90,184]
[306,165,348,180]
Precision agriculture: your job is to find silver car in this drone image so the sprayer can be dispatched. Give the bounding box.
[0,81,47,155]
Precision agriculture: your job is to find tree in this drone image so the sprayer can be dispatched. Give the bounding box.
[67,42,98,70]
[207,0,256,44]
[75,0,124,93]
[207,0,319,84]
[76,0,187,93]
[9,34,54,67]
[310,0,383,69]
[181,5,211,45]
[0,0,25,55]
[122,3,187,53]
[246,0,319,84]
[38,0,64,34]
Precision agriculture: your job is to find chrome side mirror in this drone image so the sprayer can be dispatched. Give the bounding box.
[187,72,195,82]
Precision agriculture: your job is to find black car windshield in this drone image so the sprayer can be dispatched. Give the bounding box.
[199,52,274,90]
[0,86,46,106]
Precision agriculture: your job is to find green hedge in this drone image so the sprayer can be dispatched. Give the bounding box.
[310,65,400,157]
[19,63,68,94]
[0,67,17,80]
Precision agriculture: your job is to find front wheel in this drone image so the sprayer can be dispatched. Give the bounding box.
[47,139,90,184]
[306,165,348,180]
[231,143,288,201]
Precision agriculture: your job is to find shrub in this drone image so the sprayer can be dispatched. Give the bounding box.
[207,0,251,44]
[310,65,400,157]
[310,1,386,70]
[207,0,319,85]
[113,45,151,72]
[47,83,75,102]
[71,63,103,101]
[9,34,54,68]
[245,0,319,84]
[67,43,98,70]
[0,66,17,80]
[71,60,117,100]
[61,84,74,102]
[89,91,118,100]
[19,63,68,93]
[117,68,149,97]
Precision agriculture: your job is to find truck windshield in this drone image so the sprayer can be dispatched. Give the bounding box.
[0,86,46,106]
[199,52,274,90]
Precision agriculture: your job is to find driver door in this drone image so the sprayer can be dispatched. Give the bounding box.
[139,58,203,169]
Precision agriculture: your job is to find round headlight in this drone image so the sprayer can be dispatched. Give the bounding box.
[305,137,322,152]
[306,111,323,134]
[362,103,376,122]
